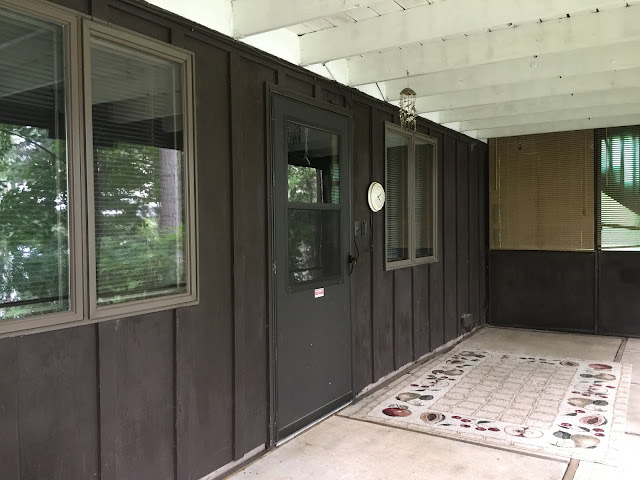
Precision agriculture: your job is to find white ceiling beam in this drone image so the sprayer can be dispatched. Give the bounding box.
[383,41,640,101]
[470,113,640,139]
[146,0,233,36]
[412,68,640,113]
[457,102,640,132]
[241,29,301,64]
[348,7,640,86]
[299,0,636,65]
[232,0,380,38]
[433,88,640,124]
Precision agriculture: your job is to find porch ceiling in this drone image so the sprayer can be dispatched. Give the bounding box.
[148,0,640,140]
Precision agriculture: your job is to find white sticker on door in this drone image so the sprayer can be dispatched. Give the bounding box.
[314,288,325,298]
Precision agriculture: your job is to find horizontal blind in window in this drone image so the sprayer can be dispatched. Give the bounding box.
[415,140,435,258]
[90,37,188,306]
[597,126,640,250]
[489,130,594,251]
[386,132,410,262]
[0,7,70,320]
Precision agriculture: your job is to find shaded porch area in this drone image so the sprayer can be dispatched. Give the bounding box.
[227,327,638,480]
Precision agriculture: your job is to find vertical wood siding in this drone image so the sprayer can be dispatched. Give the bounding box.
[0,1,489,479]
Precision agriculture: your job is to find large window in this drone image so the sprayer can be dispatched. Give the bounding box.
[597,126,640,251]
[0,5,74,322]
[0,3,197,334]
[385,123,438,269]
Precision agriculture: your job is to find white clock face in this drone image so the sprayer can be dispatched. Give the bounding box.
[368,182,386,212]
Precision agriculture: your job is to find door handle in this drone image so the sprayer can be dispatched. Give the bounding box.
[348,253,358,276]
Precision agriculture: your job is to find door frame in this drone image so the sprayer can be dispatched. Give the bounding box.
[266,84,355,447]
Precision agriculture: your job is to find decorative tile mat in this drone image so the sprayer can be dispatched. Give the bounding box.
[341,348,631,465]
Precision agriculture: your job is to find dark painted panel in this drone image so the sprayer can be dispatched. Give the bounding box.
[394,268,413,367]
[284,74,315,98]
[99,313,175,480]
[54,0,90,13]
[0,338,19,480]
[429,130,445,350]
[413,264,430,358]
[599,252,640,336]
[18,326,99,480]
[468,147,481,327]
[456,142,470,337]
[107,4,172,43]
[372,109,395,380]
[478,147,489,324]
[230,54,275,457]
[352,102,374,393]
[175,37,234,480]
[443,135,458,342]
[489,251,595,332]
[321,89,347,108]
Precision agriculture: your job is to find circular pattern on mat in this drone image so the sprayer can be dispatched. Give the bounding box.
[560,360,579,367]
[382,405,412,417]
[420,412,445,424]
[580,415,607,427]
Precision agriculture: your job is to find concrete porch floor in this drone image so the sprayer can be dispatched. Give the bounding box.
[226,327,640,480]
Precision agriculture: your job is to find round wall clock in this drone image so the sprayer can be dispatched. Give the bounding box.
[368,182,386,212]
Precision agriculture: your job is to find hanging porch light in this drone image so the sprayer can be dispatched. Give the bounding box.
[399,87,417,131]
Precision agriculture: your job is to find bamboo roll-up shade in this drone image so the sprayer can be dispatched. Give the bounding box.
[489,130,594,251]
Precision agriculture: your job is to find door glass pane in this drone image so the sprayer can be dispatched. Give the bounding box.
[415,139,435,258]
[287,122,339,204]
[288,209,340,286]
[286,122,341,287]
[90,37,188,306]
[0,8,70,320]
[386,131,410,262]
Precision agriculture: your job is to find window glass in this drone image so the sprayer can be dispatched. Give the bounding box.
[0,8,70,319]
[287,122,340,204]
[288,209,340,285]
[286,122,341,287]
[599,127,640,251]
[386,131,410,263]
[415,139,435,258]
[91,37,188,306]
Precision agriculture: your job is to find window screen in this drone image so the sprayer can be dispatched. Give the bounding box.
[597,126,640,251]
[90,36,188,306]
[0,8,70,320]
[489,131,594,251]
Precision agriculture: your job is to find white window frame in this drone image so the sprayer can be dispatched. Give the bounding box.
[384,122,439,271]
[0,0,198,336]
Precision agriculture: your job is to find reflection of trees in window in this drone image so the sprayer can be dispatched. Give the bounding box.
[286,124,341,286]
[93,143,185,305]
[91,37,188,305]
[0,125,69,319]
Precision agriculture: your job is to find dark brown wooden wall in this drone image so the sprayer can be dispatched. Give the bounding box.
[0,1,488,479]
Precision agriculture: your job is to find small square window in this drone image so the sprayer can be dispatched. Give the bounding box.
[385,123,438,270]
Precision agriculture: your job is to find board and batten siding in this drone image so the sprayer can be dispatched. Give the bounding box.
[0,1,489,479]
